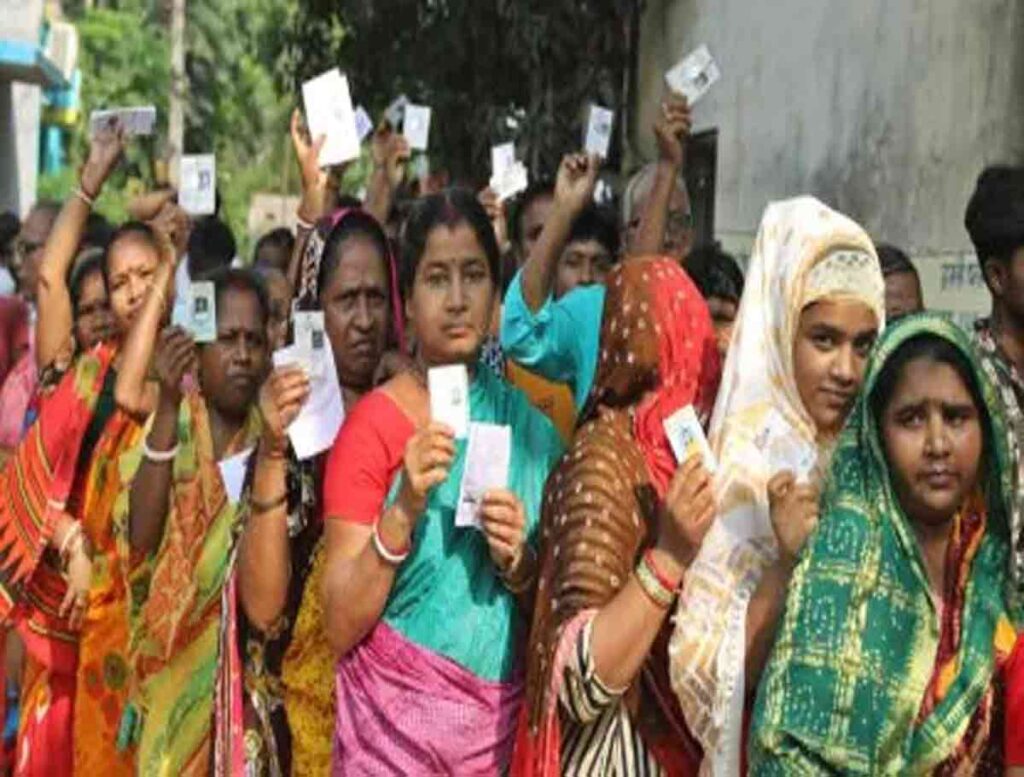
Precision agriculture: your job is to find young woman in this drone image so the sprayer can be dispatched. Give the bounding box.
[669,196,886,773]
[751,314,1022,773]
[115,267,270,776]
[0,122,170,776]
[512,257,721,775]
[320,188,563,773]
[236,206,405,776]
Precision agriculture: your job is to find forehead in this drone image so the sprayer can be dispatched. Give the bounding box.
[522,194,554,226]
[888,357,973,403]
[217,286,266,328]
[108,235,159,276]
[564,238,611,258]
[326,237,388,290]
[422,222,485,263]
[800,298,879,331]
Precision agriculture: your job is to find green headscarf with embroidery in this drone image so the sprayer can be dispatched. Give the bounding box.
[750,313,1023,775]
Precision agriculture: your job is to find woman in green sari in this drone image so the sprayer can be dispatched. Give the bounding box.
[750,313,1023,774]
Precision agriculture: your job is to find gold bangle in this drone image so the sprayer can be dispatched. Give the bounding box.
[501,544,536,594]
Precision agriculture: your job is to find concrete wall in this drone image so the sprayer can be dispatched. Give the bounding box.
[634,0,1024,317]
[0,0,45,217]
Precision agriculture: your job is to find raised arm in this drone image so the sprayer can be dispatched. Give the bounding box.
[113,232,176,418]
[287,109,329,292]
[629,93,691,258]
[36,123,125,370]
[364,127,410,227]
[124,325,196,555]
[519,153,599,311]
[237,365,310,631]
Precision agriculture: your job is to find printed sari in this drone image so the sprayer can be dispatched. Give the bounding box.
[750,313,1023,774]
[668,197,885,775]
[513,258,721,777]
[115,391,262,776]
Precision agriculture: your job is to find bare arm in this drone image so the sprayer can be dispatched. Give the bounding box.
[365,129,410,227]
[629,95,691,258]
[591,456,713,689]
[36,124,125,369]
[238,366,310,631]
[519,153,599,312]
[127,390,179,555]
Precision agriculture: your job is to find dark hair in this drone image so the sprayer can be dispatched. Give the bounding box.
[69,250,106,312]
[82,212,114,252]
[876,243,918,279]
[401,187,500,295]
[566,204,621,260]
[965,166,1024,269]
[336,194,363,210]
[318,211,392,305]
[685,243,745,304]
[870,333,985,428]
[205,266,270,330]
[187,216,237,280]
[0,211,19,258]
[510,179,555,248]
[253,227,294,267]
[103,221,161,283]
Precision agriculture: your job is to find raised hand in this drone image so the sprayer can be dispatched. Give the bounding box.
[655,93,692,170]
[478,187,509,252]
[290,108,328,221]
[656,455,715,567]
[258,365,311,451]
[767,471,820,567]
[153,326,197,406]
[80,118,126,197]
[554,152,600,217]
[397,422,456,518]
[372,127,411,190]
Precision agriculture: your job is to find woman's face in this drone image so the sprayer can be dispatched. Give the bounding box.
[106,236,161,334]
[198,286,269,422]
[880,357,983,528]
[405,222,495,368]
[74,269,114,349]
[793,299,879,436]
[321,235,390,392]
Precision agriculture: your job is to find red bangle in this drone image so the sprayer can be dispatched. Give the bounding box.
[644,548,682,592]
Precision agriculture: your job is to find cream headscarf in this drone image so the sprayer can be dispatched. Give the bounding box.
[668,196,885,775]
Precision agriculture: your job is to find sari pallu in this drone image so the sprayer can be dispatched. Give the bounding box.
[115,391,262,776]
[514,258,721,777]
[750,314,1024,774]
[0,344,116,776]
[668,197,886,775]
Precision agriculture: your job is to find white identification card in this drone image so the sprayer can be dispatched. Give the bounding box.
[179,154,216,215]
[403,104,432,152]
[428,364,469,439]
[188,281,217,343]
[301,68,361,167]
[663,404,717,472]
[272,343,345,460]
[665,44,721,105]
[489,143,528,202]
[89,105,156,137]
[218,447,254,505]
[291,310,326,379]
[584,104,614,158]
[384,94,410,128]
[455,423,512,529]
[354,105,374,142]
[756,409,817,483]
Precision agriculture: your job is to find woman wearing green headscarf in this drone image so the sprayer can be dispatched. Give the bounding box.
[751,313,1023,774]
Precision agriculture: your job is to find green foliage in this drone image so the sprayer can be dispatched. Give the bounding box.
[281,0,639,184]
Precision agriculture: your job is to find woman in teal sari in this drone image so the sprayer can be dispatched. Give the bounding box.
[321,188,563,773]
[751,313,1023,774]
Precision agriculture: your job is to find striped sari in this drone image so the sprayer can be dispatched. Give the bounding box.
[116,391,262,776]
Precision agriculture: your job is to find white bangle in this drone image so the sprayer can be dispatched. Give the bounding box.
[296,214,315,231]
[59,522,82,560]
[74,187,95,208]
[371,521,410,565]
[143,437,179,463]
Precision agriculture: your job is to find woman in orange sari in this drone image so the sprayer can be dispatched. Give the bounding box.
[0,121,178,775]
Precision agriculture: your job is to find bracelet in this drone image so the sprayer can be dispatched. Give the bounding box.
[371,520,410,565]
[295,214,315,231]
[500,544,536,594]
[74,186,95,208]
[635,554,677,609]
[643,548,682,593]
[251,492,288,515]
[143,437,179,463]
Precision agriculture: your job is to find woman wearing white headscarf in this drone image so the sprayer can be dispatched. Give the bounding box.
[669,196,886,775]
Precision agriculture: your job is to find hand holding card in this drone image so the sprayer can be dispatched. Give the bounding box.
[456,423,512,529]
[187,281,217,343]
[403,104,432,152]
[179,154,216,215]
[663,405,717,472]
[584,105,615,158]
[665,44,721,106]
[301,68,361,167]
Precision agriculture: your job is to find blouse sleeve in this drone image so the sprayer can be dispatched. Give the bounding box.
[558,614,630,725]
[322,390,414,525]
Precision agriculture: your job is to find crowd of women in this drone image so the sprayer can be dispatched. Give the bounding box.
[0,81,1023,776]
